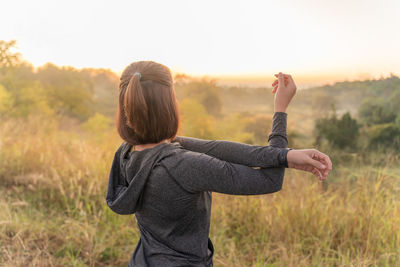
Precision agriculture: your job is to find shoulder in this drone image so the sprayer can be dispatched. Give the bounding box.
[111,142,131,163]
[161,144,226,172]
[161,144,199,164]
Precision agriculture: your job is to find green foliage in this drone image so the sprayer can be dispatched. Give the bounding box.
[358,98,397,125]
[243,114,271,144]
[13,82,54,117]
[37,63,95,120]
[355,90,400,151]
[0,40,21,69]
[179,98,216,139]
[211,112,273,145]
[175,78,222,116]
[396,113,400,127]
[367,123,400,150]
[297,74,400,114]
[82,113,113,134]
[211,113,254,143]
[0,84,14,115]
[315,90,400,152]
[315,112,359,150]
[82,68,119,117]
[0,40,120,121]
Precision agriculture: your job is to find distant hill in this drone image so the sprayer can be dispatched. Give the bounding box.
[294,74,400,115]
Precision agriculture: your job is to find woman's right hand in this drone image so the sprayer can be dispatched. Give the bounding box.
[286,149,332,180]
[272,72,297,112]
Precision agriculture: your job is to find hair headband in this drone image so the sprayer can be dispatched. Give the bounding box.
[133,72,142,80]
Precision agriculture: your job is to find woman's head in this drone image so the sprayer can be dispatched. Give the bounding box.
[116,61,180,145]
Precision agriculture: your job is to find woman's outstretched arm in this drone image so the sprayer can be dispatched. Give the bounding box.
[172,112,290,168]
[162,148,285,195]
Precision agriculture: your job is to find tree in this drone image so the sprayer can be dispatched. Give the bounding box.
[37,63,95,120]
[315,111,359,150]
[179,98,216,139]
[0,40,50,119]
[367,123,400,150]
[176,78,222,117]
[358,98,396,126]
[0,40,21,69]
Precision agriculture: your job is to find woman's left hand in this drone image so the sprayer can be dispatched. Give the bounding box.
[286,149,332,180]
[271,73,297,112]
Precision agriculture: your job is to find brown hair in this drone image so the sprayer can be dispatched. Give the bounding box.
[116,61,180,145]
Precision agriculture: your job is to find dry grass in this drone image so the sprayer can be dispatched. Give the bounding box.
[0,116,399,266]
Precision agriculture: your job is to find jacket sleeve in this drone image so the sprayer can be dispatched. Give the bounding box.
[171,112,290,168]
[268,112,288,148]
[161,149,285,195]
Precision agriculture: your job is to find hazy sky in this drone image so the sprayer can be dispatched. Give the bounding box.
[2,0,400,86]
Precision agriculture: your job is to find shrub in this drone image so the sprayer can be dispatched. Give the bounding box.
[315,112,359,150]
[367,123,400,150]
[359,98,397,126]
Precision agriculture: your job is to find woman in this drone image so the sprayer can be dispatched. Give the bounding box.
[106,61,332,266]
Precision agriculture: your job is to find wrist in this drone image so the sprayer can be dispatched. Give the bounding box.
[274,105,287,113]
[282,148,293,168]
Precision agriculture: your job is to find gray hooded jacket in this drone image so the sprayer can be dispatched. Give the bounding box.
[106,112,289,266]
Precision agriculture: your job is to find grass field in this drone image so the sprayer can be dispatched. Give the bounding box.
[1,116,399,266]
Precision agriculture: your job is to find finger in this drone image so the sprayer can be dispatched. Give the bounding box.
[277,72,284,86]
[307,157,327,170]
[311,167,323,179]
[320,157,332,175]
[274,74,289,81]
[291,164,313,172]
[274,76,289,87]
[286,74,297,88]
[313,151,332,171]
[322,154,332,171]
[277,73,290,78]
[272,86,278,93]
[314,168,327,181]
[322,167,330,177]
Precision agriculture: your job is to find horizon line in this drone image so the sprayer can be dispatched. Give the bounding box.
[26,61,400,90]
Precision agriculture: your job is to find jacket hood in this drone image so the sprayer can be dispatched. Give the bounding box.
[106,141,182,215]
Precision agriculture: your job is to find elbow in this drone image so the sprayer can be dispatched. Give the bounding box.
[268,134,289,149]
[271,182,283,193]
[269,141,288,149]
[272,182,283,193]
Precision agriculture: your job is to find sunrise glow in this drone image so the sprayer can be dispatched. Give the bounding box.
[2,0,400,87]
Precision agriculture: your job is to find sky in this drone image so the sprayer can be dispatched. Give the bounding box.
[2,0,400,87]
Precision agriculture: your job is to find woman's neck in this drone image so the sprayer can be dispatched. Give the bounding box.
[132,139,170,152]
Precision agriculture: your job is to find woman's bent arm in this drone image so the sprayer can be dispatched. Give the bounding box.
[161,149,285,195]
[268,112,288,148]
